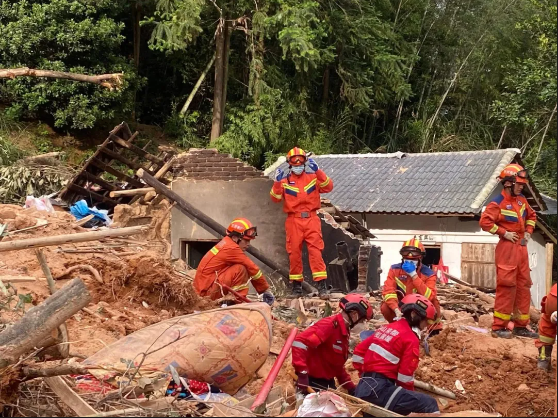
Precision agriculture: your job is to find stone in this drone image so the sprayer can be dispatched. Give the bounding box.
[478,314,493,328]
[517,383,529,391]
[442,309,459,321]
[0,208,17,220]
[13,214,37,230]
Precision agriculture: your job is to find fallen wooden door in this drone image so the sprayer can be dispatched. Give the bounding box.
[461,243,497,289]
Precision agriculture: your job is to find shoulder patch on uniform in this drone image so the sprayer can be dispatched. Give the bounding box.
[420,265,435,276]
[391,263,403,269]
[492,194,505,205]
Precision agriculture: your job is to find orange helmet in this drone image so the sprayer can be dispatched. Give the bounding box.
[286,147,307,166]
[400,237,425,260]
[226,218,258,240]
[401,294,437,321]
[499,164,528,184]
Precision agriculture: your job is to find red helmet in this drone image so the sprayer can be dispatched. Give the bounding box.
[226,218,258,240]
[286,147,307,166]
[400,294,437,321]
[499,164,528,184]
[339,294,373,321]
[400,237,425,260]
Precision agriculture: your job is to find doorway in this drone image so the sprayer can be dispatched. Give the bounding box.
[422,246,441,269]
[180,240,219,269]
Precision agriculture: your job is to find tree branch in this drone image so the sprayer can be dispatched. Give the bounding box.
[0,67,124,90]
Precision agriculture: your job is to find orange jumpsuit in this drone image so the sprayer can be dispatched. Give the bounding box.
[381,263,442,329]
[193,236,269,300]
[479,191,537,330]
[270,169,333,282]
[535,284,557,349]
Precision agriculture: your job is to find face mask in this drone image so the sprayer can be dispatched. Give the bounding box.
[291,165,305,175]
[412,326,422,340]
[406,259,419,266]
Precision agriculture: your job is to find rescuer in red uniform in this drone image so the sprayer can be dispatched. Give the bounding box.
[292,294,373,394]
[381,238,442,335]
[535,283,557,370]
[270,147,333,297]
[352,294,439,415]
[479,164,538,339]
[193,218,274,305]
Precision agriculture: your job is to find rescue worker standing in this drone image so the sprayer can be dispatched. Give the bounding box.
[270,147,333,297]
[292,294,373,394]
[480,164,538,339]
[352,294,439,416]
[535,283,557,370]
[381,238,442,334]
[193,218,275,305]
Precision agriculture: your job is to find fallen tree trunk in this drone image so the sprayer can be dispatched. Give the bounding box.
[136,168,317,294]
[0,225,147,252]
[0,278,91,368]
[0,67,123,90]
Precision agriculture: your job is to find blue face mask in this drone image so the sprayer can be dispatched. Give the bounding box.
[291,165,305,175]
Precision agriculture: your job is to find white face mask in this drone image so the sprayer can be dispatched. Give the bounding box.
[406,259,419,267]
[291,165,305,175]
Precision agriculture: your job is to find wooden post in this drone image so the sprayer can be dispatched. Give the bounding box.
[0,278,91,368]
[546,242,553,294]
[109,187,155,197]
[0,225,147,252]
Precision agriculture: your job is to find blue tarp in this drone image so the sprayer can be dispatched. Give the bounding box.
[70,199,111,225]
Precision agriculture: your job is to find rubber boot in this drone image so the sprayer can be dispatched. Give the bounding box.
[537,345,553,371]
[491,328,513,339]
[513,327,539,339]
[291,280,303,297]
[317,280,329,300]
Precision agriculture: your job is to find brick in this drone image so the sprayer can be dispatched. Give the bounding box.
[228,171,245,177]
[220,157,239,163]
[220,171,232,177]
[216,153,232,158]
[238,166,257,171]
[199,149,219,154]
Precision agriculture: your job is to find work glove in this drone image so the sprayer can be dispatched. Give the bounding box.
[524,232,531,242]
[394,308,403,320]
[402,260,417,275]
[275,168,284,182]
[262,291,275,306]
[503,230,519,243]
[551,311,557,324]
[296,372,310,394]
[307,158,319,172]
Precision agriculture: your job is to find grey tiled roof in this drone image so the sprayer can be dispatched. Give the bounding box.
[541,195,557,215]
[267,149,521,214]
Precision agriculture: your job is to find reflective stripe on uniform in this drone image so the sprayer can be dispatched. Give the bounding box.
[231,283,249,291]
[270,190,282,200]
[312,271,327,278]
[333,344,342,350]
[368,343,400,364]
[282,184,300,192]
[397,373,414,383]
[395,277,406,291]
[292,341,308,350]
[494,311,511,320]
[424,287,432,299]
[352,355,364,364]
[489,224,499,234]
[304,179,317,192]
[539,334,556,344]
[290,274,303,281]
[514,313,530,321]
[384,293,398,301]
[210,247,219,255]
[251,270,263,280]
[500,209,518,218]
[526,220,536,227]
[319,177,331,188]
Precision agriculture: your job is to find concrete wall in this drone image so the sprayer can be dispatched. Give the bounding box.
[170,178,289,276]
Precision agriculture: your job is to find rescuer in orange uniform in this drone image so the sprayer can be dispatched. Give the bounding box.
[479,164,538,339]
[193,218,275,305]
[535,283,557,370]
[270,147,333,297]
[381,238,442,335]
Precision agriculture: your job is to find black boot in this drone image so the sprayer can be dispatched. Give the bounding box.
[317,280,329,300]
[491,329,513,339]
[537,346,553,371]
[513,327,539,339]
[291,280,303,297]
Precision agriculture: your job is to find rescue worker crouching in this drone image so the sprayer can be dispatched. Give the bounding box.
[193,218,275,305]
[292,294,373,395]
[535,283,557,371]
[270,147,333,298]
[352,294,439,416]
[381,238,442,336]
[479,164,538,339]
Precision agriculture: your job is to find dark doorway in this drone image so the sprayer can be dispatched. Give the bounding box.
[422,246,441,269]
[181,241,219,269]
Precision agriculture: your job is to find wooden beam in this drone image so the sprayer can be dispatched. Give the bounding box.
[45,376,98,416]
[546,242,554,294]
[109,187,155,198]
[99,146,144,171]
[0,276,37,283]
[89,158,143,187]
[0,225,147,252]
[537,220,558,245]
[79,171,117,191]
[111,135,163,164]
[67,184,119,206]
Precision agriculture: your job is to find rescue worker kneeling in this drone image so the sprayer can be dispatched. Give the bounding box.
[193,218,275,305]
[352,294,439,416]
[292,294,373,394]
[535,283,557,371]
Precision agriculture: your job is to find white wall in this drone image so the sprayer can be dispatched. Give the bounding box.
[358,213,548,305]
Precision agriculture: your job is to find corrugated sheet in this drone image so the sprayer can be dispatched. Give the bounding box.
[541,194,557,215]
[269,149,519,214]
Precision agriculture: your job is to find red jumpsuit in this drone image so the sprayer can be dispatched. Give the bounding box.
[292,313,356,392]
[381,263,442,329]
[535,284,557,349]
[270,169,333,282]
[479,191,537,330]
[193,236,269,300]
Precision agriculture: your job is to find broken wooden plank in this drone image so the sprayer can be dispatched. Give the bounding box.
[111,135,163,164]
[66,184,119,206]
[100,146,144,171]
[0,275,37,283]
[0,225,147,252]
[89,158,143,187]
[45,376,98,416]
[109,187,155,197]
[415,380,456,399]
[79,170,117,191]
[23,364,88,381]
[76,214,95,227]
